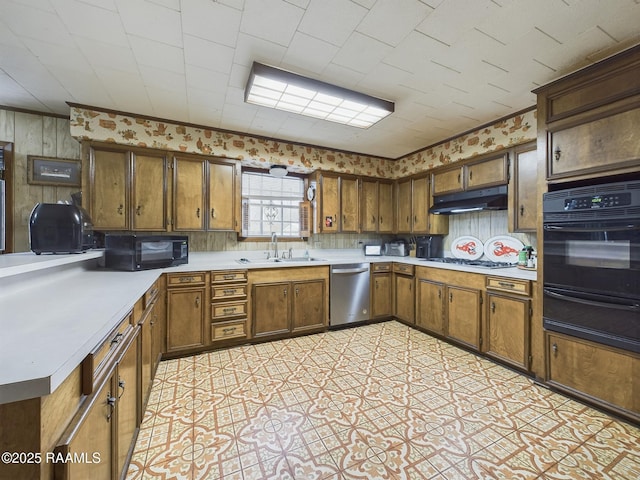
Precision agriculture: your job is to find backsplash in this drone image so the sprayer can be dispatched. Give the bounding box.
[443,210,536,259]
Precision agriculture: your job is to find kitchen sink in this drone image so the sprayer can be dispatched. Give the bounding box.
[235,257,326,264]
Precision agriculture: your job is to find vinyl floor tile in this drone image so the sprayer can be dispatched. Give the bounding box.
[126,321,639,480]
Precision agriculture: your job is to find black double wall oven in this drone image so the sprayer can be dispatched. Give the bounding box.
[543,180,640,354]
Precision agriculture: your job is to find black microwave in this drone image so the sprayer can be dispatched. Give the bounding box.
[105,234,188,271]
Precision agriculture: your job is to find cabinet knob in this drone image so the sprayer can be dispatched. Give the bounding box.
[136,205,142,216]
[469,170,473,180]
[195,297,200,308]
[196,208,200,218]
[284,288,287,297]
[295,288,299,296]
[449,292,453,302]
[491,302,496,313]
[554,147,561,161]
[380,216,383,224]
[520,205,524,216]
[438,289,441,299]
[552,343,558,355]
[457,173,461,184]
[117,204,123,215]
[106,394,116,420]
[372,215,375,224]
[211,208,216,218]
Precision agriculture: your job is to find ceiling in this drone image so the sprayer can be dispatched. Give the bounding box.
[1,0,639,159]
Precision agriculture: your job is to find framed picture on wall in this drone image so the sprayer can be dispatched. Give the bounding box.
[28,156,81,187]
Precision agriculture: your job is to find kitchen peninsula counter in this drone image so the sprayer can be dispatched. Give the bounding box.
[0,249,536,405]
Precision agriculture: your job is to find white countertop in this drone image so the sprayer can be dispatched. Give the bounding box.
[0,249,536,404]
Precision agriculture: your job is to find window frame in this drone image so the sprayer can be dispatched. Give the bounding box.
[239,167,308,242]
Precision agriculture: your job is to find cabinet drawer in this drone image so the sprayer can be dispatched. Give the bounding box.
[211,270,247,283]
[212,284,247,301]
[486,277,531,296]
[82,312,133,395]
[393,263,414,275]
[371,262,391,273]
[211,320,247,342]
[144,280,160,308]
[212,301,247,320]
[167,272,206,287]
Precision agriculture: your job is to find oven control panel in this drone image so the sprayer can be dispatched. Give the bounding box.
[564,193,631,210]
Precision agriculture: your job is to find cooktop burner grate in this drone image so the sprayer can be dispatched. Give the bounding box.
[423,257,516,269]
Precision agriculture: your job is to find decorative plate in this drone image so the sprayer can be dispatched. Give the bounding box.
[484,235,525,263]
[451,236,484,260]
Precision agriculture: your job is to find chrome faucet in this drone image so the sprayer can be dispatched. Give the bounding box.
[271,232,278,259]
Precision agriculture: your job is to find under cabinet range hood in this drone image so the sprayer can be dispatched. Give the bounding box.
[430,185,508,215]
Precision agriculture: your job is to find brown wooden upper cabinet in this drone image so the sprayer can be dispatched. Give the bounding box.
[508,141,538,233]
[534,44,640,182]
[361,178,393,233]
[312,171,359,233]
[173,155,240,232]
[432,151,509,196]
[88,145,168,231]
[396,175,448,235]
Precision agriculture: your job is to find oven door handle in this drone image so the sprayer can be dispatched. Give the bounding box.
[544,288,640,312]
[543,223,640,232]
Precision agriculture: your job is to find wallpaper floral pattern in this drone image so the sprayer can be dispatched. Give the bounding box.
[70,107,536,179]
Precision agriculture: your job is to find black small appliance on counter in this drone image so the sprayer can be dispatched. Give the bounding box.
[29,203,95,254]
[105,234,189,271]
[415,236,443,259]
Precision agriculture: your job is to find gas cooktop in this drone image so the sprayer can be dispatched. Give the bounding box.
[422,257,516,269]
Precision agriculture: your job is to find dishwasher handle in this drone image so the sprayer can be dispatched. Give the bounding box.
[332,267,369,274]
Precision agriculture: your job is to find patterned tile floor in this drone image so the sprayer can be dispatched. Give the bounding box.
[126,321,640,480]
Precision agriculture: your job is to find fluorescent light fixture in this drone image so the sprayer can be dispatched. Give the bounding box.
[244,62,394,128]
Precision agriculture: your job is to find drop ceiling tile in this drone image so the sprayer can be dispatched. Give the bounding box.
[129,36,185,74]
[138,64,187,92]
[93,67,152,111]
[77,38,139,73]
[331,32,393,74]
[0,72,47,111]
[147,88,189,120]
[186,86,226,112]
[185,64,229,92]
[187,105,223,128]
[52,0,128,47]
[318,62,366,90]
[115,0,182,46]
[147,0,180,9]
[47,66,113,106]
[356,0,434,47]
[383,30,449,75]
[232,32,287,69]
[184,35,235,74]
[298,0,368,47]
[240,0,304,47]
[182,0,241,47]
[2,1,75,47]
[282,33,339,75]
[19,37,92,71]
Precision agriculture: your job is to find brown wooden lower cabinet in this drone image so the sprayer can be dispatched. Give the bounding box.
[166,272,207,353]
[546,332,640,423]
[250,267,329,339]
[484,292,530,370]
[415,279,445,335]
[446,286,482,350]
[370,263,392,319]
[393,263,415,324]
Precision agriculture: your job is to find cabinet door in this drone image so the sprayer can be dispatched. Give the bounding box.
[378,181,394,233]
[252,283,290,337]
[208,160,236,231]
[447,286,481,350]
[54,374,114,480]
[173,156,205,231]
[361,179,378,232]
[396,179,412,233]
[341,176,359,233]
[432,167,463,195]
[167,287,205,351]
[140,307,153,406]
[116,333,139,478]
[132,153,167,231]
[320,174,339,232]
[547,333,639,418]
[412,176,429,233]
[416,279,445,335]
[509,143,537,232]
[485,293,530,370]
[371,273,392,318]
[151,281,166,376]
[91,148,129,229]
[548,108,640,180]
[394,274,415,324]
[466,154,508,190]
[292,280,325,332]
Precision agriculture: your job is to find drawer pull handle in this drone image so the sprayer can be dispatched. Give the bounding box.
[222,327,237,335]
[179,276,195,283]
[223,274,236,280]
[118,378,126,399]
[223,307,237,314]
[498,281,515,288]
[110,332,123,346]
[223,289,236,295]
[106,394,116,420]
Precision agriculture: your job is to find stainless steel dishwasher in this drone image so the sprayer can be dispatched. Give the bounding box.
[330,263,370,326]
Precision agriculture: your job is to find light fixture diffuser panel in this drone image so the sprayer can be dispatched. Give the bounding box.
[245,62,394,128]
